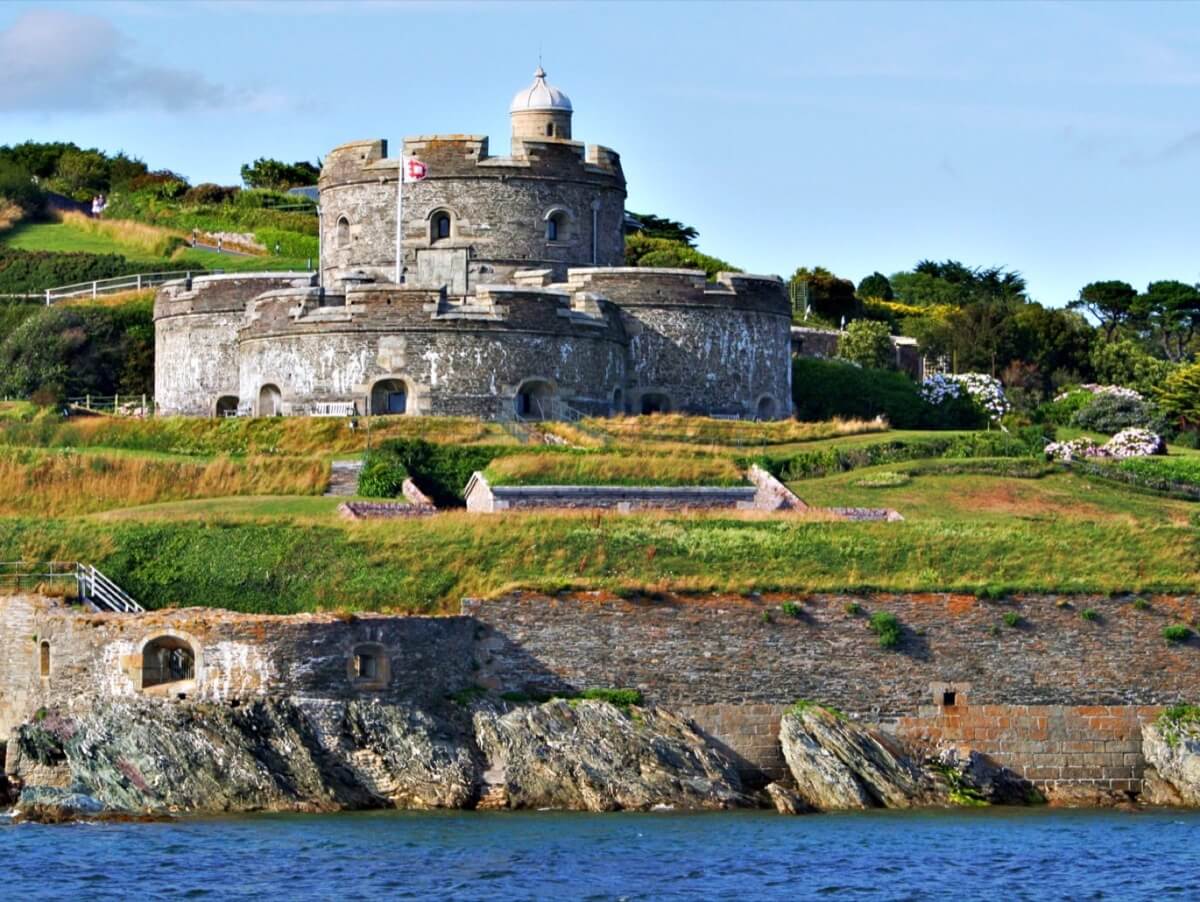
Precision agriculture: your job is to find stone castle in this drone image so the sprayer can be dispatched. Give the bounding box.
[154,68,792,420]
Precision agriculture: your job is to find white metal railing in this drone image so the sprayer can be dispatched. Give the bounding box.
[0,561,143,613]
[66,393,153,416]
[304,401,357,417]
[75,563,143,613]
[44,270,210,304]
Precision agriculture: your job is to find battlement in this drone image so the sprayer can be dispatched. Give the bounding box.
[154,272,317,320]
[564,268,790,316]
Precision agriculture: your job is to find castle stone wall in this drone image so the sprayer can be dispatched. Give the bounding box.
[236,285,626,417]
[154,273,316,415]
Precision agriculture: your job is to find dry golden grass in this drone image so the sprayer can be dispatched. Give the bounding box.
[483,451,747,486]
[573,414,888,448]
[0,449,328,515]
[0,199,24,233]
[57,210,186,257]
[61,289,156,308]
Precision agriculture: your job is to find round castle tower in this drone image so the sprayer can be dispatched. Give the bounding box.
[318,67,626,292]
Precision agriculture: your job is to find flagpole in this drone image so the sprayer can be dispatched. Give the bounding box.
[400,154,410,281]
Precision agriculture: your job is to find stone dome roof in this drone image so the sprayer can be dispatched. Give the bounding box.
[509,66,573,113]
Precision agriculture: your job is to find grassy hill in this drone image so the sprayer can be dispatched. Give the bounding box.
[0,407,1195,613]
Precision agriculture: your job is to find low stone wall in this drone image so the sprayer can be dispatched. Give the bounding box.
[465,591,1200,789]
[464,473,758,513]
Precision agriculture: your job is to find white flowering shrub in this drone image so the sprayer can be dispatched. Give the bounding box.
[922,372,1010,421]
[1045,428,1166,462]
[1104,428,1166,459]
[1054,384,1144,403]
[1045,437,1102,462]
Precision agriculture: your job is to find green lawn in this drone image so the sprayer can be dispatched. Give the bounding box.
[95,495,358,522]
[3,222,163,262]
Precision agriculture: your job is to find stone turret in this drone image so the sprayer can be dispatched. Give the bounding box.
[509,66,573,141]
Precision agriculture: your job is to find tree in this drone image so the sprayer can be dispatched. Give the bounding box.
[1156,362,1200,430]
[1089,339,1175,395]
[626,212,699,247]
[106,151,149,191]
[0,160,43,212]
[790,266,859,323]
[624,232,735,279]
[838,319,893,369]
[0,141,80,179]
[1069,280,1138,340]
[49,148,111,201]
[893,260,1027,307]
[857,271,893,300]
[1138,280,1200,362]
[1009,303,1095,391]
[240,158,320,190]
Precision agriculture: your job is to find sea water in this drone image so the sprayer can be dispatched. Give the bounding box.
[3,808,1198,900]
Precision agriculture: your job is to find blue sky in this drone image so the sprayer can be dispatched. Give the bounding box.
[2,0,1198,305]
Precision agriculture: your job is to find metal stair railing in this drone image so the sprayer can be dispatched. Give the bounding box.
[75,563,144,613]
[43,270,209,304]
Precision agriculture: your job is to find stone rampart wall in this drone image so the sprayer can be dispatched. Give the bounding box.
[0,595,475,741]
[154,273,316,415]
[465,592,1200,788]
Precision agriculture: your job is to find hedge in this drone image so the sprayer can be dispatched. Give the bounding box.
[0,248,181,294]
[373,438,528,506]
[792,358,983,429]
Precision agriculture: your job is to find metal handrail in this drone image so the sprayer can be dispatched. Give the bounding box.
[0,561,143,613]
[44,270,207,304]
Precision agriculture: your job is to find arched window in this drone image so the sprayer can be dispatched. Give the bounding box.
[515,379,555,420]
[336,216,350,247]
[259,383,282,417]
[39,640,50,678]
[545,122,555,137]
[545,209,569,242]
[215,395,239,418]
[756,396,777,420]
[370,378,408,415]
[142,636,196,689]
[432,212,451,242]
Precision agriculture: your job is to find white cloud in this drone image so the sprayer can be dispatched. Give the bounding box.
[0,9,235,113]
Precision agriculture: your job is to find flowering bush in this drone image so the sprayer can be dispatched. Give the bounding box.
[1104,428,1166,459]
[1054,384,1144,402]
[1044,437,1102,462]
[922,372,1009,421]
[1045,428,1166,462]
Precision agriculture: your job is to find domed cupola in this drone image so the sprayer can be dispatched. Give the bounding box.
[510,66,573,141]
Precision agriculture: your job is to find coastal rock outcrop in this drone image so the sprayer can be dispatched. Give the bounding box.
[1141,715,1200,805]
[8,696,750,820]
[9,698,476,819]
[472,699,749,811]
[779,705,941,810]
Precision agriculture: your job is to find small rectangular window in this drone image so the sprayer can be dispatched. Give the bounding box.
[942,690,957,707]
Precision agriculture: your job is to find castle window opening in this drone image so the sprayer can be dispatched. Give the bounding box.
[640,392,671,415]
[370,379,408,415]
[432,212,451,242]
[215,395,239,418]
[546,217,559,241]
[515,379,555,420]
[545,122,555,137]
[612,387,624,414]
[942,690,957,708]
[348,642,390,689]
[259,383,282,417]
[39,640,50,678]
[142,637,196,689]
[336,216,351,247]
[756,396,776,420]
[545,209,570,242]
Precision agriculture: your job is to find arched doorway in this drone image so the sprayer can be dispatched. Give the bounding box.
[756,396,776,420]
[215,395,239,417]
[258,384,282,417]
[515,379,555,420]
[612,387,624,415]
[141,636,196,690]
[370,379,408,415]
[640,392,671,415]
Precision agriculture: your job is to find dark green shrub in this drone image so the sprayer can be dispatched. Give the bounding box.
[1071,393,1168,435]
[1034,390,1092,426]
[1080,607,1100,622]
[844,601,863,615]
[1163,624,1194,643]
[780,600,803,618]
[579,687,643,709]
[357,448,408,498]
[0,297,154,401]
[1002,611,1022,628]
[838,320,894,369]
[377,438,525,506]
[1132,598,1151,611]
[0,248,178,295]
[869,611,902,648]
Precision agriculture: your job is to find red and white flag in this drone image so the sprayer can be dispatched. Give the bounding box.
[401,157,428,182]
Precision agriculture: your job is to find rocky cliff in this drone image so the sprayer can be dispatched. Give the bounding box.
[7,696,747,821]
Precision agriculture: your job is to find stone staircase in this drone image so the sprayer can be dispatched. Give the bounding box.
[325,460,363,497]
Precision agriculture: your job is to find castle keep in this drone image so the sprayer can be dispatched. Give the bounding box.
[154,68,793,420]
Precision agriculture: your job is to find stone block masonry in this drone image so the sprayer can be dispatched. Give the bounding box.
[465,592,1200,789]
